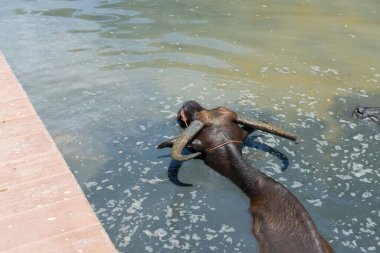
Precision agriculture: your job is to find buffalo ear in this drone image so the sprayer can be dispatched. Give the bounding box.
[157,138,177,149]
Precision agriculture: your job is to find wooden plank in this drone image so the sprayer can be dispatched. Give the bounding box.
[0,196,101,251]
[0,56,27,103]
[0,172,83,217]
[0,151,68,189]
[0,115,44,140]
[0,99,37,122]
[0,131,56,163]
[2,224,117,253]
[0,52,116,252]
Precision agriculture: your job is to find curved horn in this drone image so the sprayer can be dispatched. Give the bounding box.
[236,117,298,143]
[172,120,205,161]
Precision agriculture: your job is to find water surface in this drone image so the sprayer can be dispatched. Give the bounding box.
[0,1,379,252]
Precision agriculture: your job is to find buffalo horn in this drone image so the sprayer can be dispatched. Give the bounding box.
[172,120,205,161]
[236,117,298,142]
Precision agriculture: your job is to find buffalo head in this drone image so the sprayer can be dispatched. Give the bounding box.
[163,100,298,162]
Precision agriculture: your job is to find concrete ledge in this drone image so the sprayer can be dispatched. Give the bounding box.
[0,53,117,253]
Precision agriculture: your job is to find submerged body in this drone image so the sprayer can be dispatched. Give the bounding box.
[205,144,333,253]
[352,106,380,125]
[158,101,334,253]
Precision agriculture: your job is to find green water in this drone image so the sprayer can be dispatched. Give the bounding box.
[1,1,379,252]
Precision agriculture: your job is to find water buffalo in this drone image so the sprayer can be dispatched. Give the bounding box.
[158,101,334,253]
[352,106,380,125]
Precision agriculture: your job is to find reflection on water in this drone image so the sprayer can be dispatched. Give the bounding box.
[1,0,379,252]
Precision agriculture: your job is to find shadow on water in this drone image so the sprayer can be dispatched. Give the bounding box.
[167,157,193,187]
[243,135,290,171]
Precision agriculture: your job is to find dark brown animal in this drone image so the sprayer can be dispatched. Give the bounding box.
[158,101,334,253]
[352,106,380,125]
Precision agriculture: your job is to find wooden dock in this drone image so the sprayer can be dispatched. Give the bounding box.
[0,53,117,253]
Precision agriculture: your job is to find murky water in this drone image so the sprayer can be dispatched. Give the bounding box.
[1,1,379,252]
